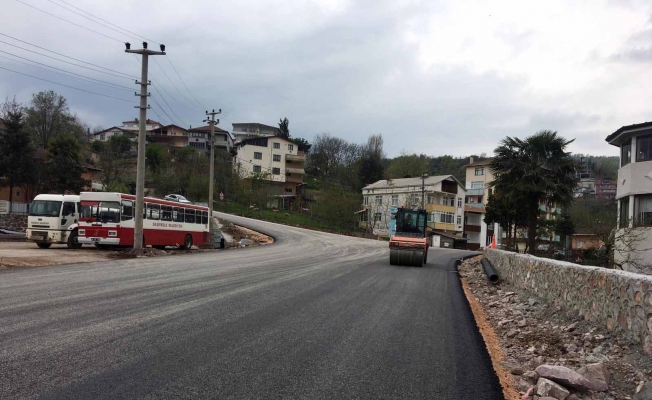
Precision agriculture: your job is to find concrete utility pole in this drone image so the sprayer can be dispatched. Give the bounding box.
[421,172,429,209]
[125,42,165,249]
[204,109,221,239]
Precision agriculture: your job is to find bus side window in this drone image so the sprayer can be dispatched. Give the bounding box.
[173,207,183,222]
[185,209,195,224]
[76,202,81,216]
[202,211,208,224]
[121,200,134,221]
[161,206,172,221]
[148,203,160,220]
[62,202,76,216]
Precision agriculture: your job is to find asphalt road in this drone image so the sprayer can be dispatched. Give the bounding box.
[0,214,503,399]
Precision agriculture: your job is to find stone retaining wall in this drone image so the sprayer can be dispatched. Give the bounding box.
[484,249,652,355]
[0,214,27,232]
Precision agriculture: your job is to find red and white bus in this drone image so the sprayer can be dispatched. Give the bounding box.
[77,192,209,249]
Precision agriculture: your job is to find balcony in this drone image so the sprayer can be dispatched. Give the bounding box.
[426,204,455,213]
[286,167,305,175]
[464,203,486,213]
[464,224,481,233]
[466,188,484,196]
[286,154,305,162]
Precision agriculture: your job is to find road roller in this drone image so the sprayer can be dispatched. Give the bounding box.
[389,207,429,267]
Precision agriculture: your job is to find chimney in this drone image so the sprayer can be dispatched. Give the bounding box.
[469,156,474,164]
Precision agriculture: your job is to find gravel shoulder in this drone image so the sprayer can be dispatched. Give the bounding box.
[459,256,652,400]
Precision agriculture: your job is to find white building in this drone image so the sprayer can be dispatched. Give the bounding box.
[188,125,233,153]
[234,135,305,196]
[119,118,161,132]
[232,123,280,143]
[464,158,495,250]
[606,122,652,274]
[361,175,466,239]
[91,118,162,142]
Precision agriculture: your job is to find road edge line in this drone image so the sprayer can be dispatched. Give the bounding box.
[460,275,520,400]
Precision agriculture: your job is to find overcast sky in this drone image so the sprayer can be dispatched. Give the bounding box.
[2,0,652,158]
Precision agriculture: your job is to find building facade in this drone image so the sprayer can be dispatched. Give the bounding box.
[234,136,305,196]
[595,179,617,199]
[232,123,280,143]
[464,158,496,250]
[606,122,652,274]
[361,175,466,239]
[188,125,233,153]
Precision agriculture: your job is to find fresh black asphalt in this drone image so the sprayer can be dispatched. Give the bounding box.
[0,213,504,399]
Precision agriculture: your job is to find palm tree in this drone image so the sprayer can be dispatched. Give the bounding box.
[490,130,576,255]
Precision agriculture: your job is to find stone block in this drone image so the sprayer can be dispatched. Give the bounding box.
[536,377,570,400]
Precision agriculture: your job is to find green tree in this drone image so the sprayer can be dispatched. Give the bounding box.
[46,135,87,193]
[0,98,35,208]
[97,134,133,190]
[387,153,429,178]
[278,117,290,139]
[24,91,75,148]
[358,134,385,186]
[490,130,576,255]
[555,213,575,250]
[153,168,181,196]
[145,143,169,174]
[291,137,311,153]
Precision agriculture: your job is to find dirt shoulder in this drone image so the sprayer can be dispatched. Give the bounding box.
[459,256,652,400]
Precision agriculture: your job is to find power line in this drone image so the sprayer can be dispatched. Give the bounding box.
[0,33,135,78]
[152,57,198,111]
[0,39,136,80]
[0,65,136,103]
[50,0,159,44]
[149,93,176,127]
[0,50,133,91]
[166,57,207,109]
[151,87,188,127]
[45,0,136,42]
[13,0,124,43]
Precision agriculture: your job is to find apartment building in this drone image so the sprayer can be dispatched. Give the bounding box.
[187,125,233,153]
[606,122,652,273]
[234,135,305,197]
[232,123,280,143]
[92,119,162,142]
[148,124,189,148]
[464,157,496,250]
[361,176,466,243]
[595,179,617,200]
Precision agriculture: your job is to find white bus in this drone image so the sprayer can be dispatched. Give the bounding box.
[77,192,210,249]
[26,194,82,249]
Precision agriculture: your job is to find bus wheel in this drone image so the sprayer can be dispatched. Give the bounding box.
[67,230,82,249]
[36,242,52,249]
[182,234,193,250]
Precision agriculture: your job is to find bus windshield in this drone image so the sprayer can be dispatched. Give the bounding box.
[29,201,62,217]
[81,201,121,223]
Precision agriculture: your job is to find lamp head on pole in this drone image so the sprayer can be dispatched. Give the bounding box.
[125,42,131,50]
[160,44,165,52]
[142,41,148,49]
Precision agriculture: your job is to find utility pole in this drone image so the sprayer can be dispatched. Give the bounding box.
[204,109,221,240]
[125,42,165,249]
[421,171,429,209]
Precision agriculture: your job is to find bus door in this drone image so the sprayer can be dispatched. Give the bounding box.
[60,201,78,231]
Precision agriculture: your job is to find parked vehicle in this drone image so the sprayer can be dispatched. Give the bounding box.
[26,194,82,249]
[77,192,209,249]
[164,194,191,204]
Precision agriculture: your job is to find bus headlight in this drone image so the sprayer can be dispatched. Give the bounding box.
[78,229,85,236]
[108,231,117,237]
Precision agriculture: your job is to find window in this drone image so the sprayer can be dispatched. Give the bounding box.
[635,195,652,226]
[637,135,652,161]
[475,167,484,176]
[391,195,398,205]
[273,142,280,149]
[288,144,294,151]
[374,213,382,222]
[577,240,583,249]
[272,167,281,175]
[285,188,293,194]
[121,200,133,221]
[375,195,383,205]
[457,198,462,208]
[470,181,484,189]
[173,207,184,222]
[147,203,160,220]
[457,215,462,225]
[185,209,196,223]
[619,197,629,228]
[622,141,632,167]
[253,165,261,173]
[363,196,369,206]
[161,206,172,221]
[273,154,281,162]
[99,133,105,141]
[254,152,262,160]
[62,202,76,216]
[433,211,455,224]
[202,211,208,225]
[427,213,433,223]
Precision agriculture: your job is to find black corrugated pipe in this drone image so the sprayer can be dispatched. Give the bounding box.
[480,258,499,283]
